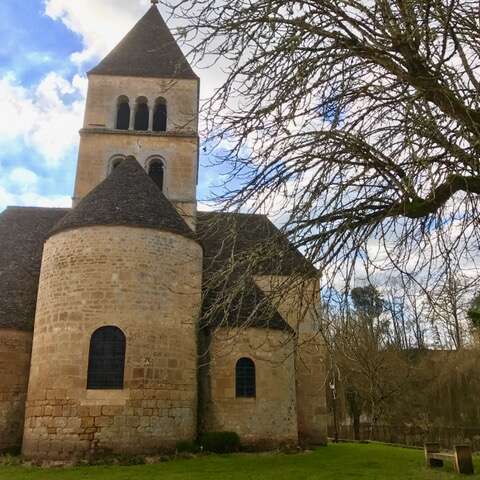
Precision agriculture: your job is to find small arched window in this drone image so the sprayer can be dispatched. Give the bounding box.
[235,357,256,398]
[116,96,130,130]
[134,97,149,131]
[110,156,124,173]
[153,97,167,132]
[148,160,165,191]
[87,326,126,390]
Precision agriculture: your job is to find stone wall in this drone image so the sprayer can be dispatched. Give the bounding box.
[74,74,199,227]
[202,327,298,448]
[0,329,32,452]
[74,132,198,229]
[83,75,198,134]
[23,226,202,459]
[254,275,328,445]
[294,337,328,445]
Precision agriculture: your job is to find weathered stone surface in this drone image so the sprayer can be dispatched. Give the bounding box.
[73,74,198,230]
[254,275,328,445]
[203,327,299,448]
[0,329,32,452]
[23,226,202,459]
[5,4,328,461]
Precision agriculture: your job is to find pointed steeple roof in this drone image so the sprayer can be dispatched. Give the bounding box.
[49,158,195,239]
[89,5,197,80]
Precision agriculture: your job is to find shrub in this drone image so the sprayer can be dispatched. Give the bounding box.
[0,447,21,457]
[176,440,200,454]
[199,432,241,453]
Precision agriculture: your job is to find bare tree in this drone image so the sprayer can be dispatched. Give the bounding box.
[425,262,477,349]
[324,285,411,439]
[161,0,480,295]
[383,276,430,349]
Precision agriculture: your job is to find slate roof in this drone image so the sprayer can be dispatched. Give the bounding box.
[49,158,194,240]
[0,207,68,331]
[197,212,318,277]
[196,212,316,333]
[0,197,315,333]
[201,278,293,332]
[89,5,197,80]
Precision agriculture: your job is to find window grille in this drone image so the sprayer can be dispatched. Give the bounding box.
[87,326,126,390]
[235,357,256,398]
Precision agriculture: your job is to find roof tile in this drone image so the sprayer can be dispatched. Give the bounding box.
[0,207,68,330]
[89,6,197,80]
[49,158,195,239]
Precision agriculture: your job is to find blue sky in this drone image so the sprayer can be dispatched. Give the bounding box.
[0,0,222,211]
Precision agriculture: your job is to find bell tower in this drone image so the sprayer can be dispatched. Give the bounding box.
[73,3,199,228]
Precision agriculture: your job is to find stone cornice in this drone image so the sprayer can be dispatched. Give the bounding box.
[79,128,198,139]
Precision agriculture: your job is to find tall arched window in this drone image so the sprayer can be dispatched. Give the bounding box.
[116,96,130,130]
[134,97,149,131]
[148,159,165,191]
[153,97,167,132]
[87,326,126,390]
[235,358,256,398]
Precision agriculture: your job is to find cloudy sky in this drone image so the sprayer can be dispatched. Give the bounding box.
[0,0,221,212]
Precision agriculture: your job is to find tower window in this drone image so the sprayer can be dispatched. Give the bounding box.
[153,97,167,132]
[110,156,124,172]
[87,326,126,390]
[235,358,256,398]
[134,97,149,131]
[148,160,165,191]
[116,96,130,130]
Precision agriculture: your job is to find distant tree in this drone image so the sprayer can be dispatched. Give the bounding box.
[426,263,476,349]
[467,292,480,341]
[351,286,384,320]
[325,284,410,438]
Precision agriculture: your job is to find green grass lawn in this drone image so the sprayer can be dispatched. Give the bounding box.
[1,443,479,480]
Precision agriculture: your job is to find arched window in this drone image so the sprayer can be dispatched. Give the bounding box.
[134,97,149,131]
[235,358,256,398]
[148,159,165,191]
[153,97,167,132]
[87,326,126,390]
[116,96,130,130]
[110,156,124,173]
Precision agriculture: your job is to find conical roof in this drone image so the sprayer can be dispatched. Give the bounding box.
[49,158,195,239]
[88,5,197,80]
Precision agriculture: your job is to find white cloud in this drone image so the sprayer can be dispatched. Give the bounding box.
[42,0,225,100]
[0,185,71,212]
[9,168,39,191]
[0,72,86,167]
[44,0,147,66]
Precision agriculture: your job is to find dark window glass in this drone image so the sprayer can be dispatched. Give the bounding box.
[149,161,164,191]
[87,326,126,390]
[235,358,256,398]
[134,103,149,131]
[153,100,167,132]
[116,102,130,130]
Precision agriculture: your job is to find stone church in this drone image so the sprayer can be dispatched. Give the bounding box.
[0,3,327,459]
